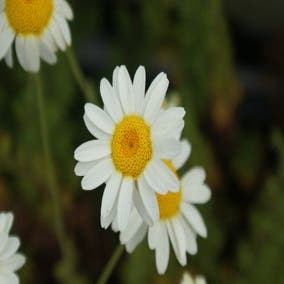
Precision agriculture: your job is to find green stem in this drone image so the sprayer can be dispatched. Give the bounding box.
[34,73,67,252]
[66,47,95,102]
[96,245,124,284]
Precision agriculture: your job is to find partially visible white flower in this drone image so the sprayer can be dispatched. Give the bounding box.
[74,66,185,232]
[0,212,25,283]
[119,140,211,274]
[181,272,207,284]
[0,0,73,72]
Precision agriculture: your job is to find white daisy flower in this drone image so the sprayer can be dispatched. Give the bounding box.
[181,272,207,284]
[0,212,26,283]
[74,65,185,231]
[0,0,73,72]
[119,140,211,274]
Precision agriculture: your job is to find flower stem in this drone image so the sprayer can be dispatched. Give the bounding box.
[34,74,90,284]
[34,73,66,247]
[66,47,95,102]
[96,244,124,284]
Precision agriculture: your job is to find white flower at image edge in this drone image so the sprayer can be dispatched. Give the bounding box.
[118,140,211,274]
[0,212,25,284]
[0,0,73,72]
[74,65,185,231]
[180,272,207,284]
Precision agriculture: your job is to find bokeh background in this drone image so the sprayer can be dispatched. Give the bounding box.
[1,0,284,283]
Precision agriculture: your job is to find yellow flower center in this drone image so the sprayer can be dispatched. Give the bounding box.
[111,115,152,179]
[156,161,182,220]
[6,0,53,35]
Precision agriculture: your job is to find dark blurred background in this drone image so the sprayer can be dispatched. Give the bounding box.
[0,0,284,283]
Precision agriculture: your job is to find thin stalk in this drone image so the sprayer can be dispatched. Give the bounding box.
[34,74,90,284]
[96,245,124,284]
[66,47,95,102]
[34,73,67,252]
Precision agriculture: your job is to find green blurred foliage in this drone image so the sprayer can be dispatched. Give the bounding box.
[234,131,284,284]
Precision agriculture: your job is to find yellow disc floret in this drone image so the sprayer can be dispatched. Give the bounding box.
[111,115,152,178]
[156,160,182,220]
[6,0,53,35]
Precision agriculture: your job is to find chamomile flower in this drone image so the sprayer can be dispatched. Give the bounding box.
[181,272,207,284]
[0,0,73,72]
[0,212,26,283]
[119,140,211,274]
[74,65,185,231]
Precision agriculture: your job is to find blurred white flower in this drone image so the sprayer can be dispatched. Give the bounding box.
[119,140,211,274]
[0,0,73,72]
[181,272,207,284]
[74,65,185,231]
[0,212,25,283]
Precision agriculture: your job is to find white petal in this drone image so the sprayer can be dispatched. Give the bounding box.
[133,66,146,114]
[172,139,191,170]
[102,194,120,231]
[3,254,25,272]
[101,172,122,217]
[152,107,185,140]
[0,14,6,32]
[117,178,134,231]
[100,201,117,229]
[196,276,207,284]
[153,138,181,160]
[117,66,134,114]
[125,223,147,253]
[181,167,211,204]
[74,161,97,176]
[81,158,114,190]
[49,19,66,51]
[144,159,179,194]
[144,72,164,101]
[16,36,40,73]
[167,219,186,266]
[74,140,110,162]
[4,46,13,68]
[111,216,118,232]
[112,66,119,93]
[143,73,169,124]
[155,224,170,274]
[137,176,159,224]
[143,163,168,195]
[0,1,4,12]
[55,0,73,20]
[26,36,41,72]
[181,167,206,186]
[0,273,19,284]
[180,216,198,255]
[54,14,71,46]
[133,185,153,226]
[184,184,211,204]
[15,37,26,70]
[0,237,20,260]
[181,203,207,238]
[120,209,143,244]
[39,41,57,64]
[100,78,123,122]
[148,222,163,249]
[0,213,13,234]
[180,273,195,284]
[0,22,14,60]
[83,114,110,140]
[41,28,57,52]
[0,233,8,253]
[84,103,114,134]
